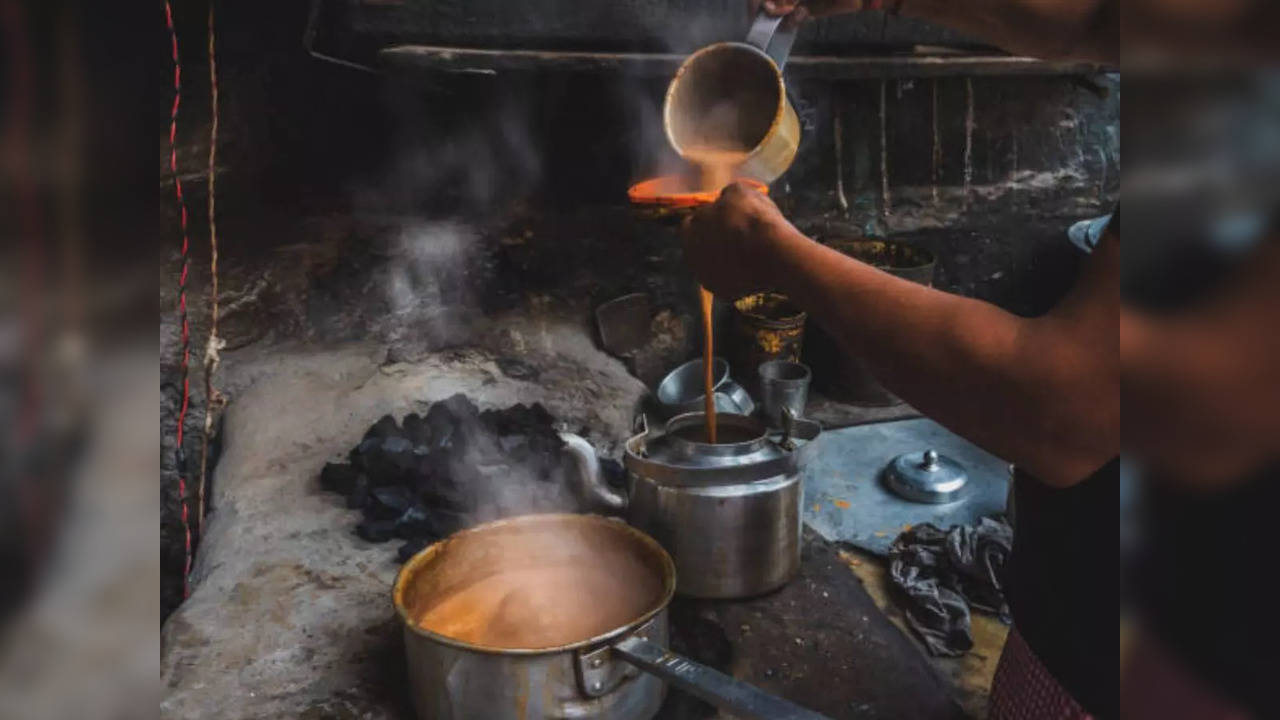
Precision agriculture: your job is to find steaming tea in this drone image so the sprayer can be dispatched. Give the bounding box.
[671,422,761,445]
[413,556,659,648]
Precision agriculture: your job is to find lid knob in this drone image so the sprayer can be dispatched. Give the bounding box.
[921,449,939,470]
[885,449,968,504]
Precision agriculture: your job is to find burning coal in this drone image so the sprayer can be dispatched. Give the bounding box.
[319,394,624,562]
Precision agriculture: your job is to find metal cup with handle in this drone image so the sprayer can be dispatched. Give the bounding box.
[663,9,801,184]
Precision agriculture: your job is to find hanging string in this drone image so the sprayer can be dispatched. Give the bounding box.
[198,0,225,543]
[164,0,194,599]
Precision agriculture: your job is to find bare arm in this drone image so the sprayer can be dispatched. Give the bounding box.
[685,183,1119,487]
[1121,237,1280,487]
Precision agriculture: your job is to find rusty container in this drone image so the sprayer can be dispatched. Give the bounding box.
[728,292,807,393]
[806,238,936,405]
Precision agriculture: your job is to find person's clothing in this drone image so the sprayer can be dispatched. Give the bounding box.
[988,215,1120,717]
[989,627,1093,720]
[1003,460,1120,717]
[1134,462,1280,718]
[1120,195,1278,716]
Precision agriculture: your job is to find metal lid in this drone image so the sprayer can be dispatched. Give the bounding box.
[624,412,820,486]
[884,449,967,504]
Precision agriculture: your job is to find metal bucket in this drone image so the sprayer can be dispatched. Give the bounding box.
[806,238,936,405]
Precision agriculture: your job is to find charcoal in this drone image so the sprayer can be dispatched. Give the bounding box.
[346,474,371,510]
[397,538,431,562]
[415,471,465,511]
[368,485,413,519]
[355,518,398,543]
[364,414,402,441]
[360,436,416,487]
[425,397,475,455]
[348,436,382,470]
[320,462,360,495]
[410,445,433,475]
[332,394,584,564]
[402,412,430,445]
[382,436,415,472]
[394,505,435,539]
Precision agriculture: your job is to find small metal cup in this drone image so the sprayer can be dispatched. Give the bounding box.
[758,360,811,428]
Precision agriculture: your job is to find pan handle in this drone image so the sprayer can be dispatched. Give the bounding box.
[744,8,799,71]
[611,635,832,720]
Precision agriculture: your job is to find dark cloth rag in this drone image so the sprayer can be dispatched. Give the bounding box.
[888,516,1013,656]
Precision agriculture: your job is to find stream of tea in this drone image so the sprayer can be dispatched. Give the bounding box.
[685,145,751,444]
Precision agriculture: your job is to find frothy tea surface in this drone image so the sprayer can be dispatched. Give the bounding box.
[414,563,656,648]
[406,520,665,650]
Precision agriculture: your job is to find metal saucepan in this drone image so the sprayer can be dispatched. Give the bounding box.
[394,513,829,720]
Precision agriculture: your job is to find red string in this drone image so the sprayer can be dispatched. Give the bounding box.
[165,0,193,600]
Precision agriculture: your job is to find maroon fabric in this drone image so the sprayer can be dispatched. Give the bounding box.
[990,628,1092,720]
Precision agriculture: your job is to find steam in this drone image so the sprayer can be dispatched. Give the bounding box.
[383,221,480,352]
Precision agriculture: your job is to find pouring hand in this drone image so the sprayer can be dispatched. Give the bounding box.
[751,0,869,25]
[681,181,799,300]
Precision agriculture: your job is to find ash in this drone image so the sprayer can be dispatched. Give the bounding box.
[319,394,625,562]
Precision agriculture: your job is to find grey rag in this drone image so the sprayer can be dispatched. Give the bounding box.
[887,516,1013,656]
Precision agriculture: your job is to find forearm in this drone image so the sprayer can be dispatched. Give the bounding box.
[760,225,1114,485]
[898,0,1117,63]
[1121,240,1280,485]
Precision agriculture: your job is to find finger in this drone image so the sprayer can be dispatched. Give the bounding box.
[782,6,810,29]
[759,0,802,16]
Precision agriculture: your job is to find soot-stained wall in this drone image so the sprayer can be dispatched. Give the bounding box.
[160,0,1117,621]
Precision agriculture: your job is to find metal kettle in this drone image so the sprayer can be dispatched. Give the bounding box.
[563,411,822,599]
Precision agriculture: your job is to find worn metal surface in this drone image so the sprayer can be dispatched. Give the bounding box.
[802,417,1009,556]
[658,532,966,719]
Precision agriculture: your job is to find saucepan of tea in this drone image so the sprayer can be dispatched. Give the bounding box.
[394,512,829,720]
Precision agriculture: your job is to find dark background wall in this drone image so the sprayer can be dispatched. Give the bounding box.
[160,0,1117,621]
